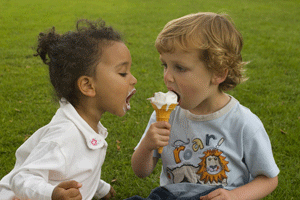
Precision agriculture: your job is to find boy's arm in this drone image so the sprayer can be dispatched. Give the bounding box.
[200,175,278,200]
[131,121,171,178]
[131,142,159,178]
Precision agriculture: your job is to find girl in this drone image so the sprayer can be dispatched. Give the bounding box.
[0,19,137,200]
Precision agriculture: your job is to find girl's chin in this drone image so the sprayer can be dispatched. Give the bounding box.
[121,104,130,116]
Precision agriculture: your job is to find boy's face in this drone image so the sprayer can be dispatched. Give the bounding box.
[160,47,221,114]
[93,42,137,117]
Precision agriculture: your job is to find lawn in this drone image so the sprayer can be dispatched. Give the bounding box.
[0,0,299,199]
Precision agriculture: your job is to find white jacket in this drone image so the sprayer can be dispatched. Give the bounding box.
[0,99,110,200]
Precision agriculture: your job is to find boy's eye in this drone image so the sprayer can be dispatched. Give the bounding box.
[161,63,167,68]
[119,73,128,77]
[175,65,186,72]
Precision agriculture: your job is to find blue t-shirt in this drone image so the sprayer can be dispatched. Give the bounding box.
[137,96,279,197]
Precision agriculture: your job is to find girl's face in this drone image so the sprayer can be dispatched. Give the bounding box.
[161,47,223,115]
[93,42,137,117]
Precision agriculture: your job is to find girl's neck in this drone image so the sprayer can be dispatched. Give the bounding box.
[74,100,103,133]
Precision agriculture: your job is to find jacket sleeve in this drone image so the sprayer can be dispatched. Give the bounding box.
[93,179,111,199]
[10,142,66,200]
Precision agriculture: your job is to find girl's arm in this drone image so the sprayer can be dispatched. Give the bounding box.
[11,142,82,200]
[200,175,278,200]
[131,121,171,178]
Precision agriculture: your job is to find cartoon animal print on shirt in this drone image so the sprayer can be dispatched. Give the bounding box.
[167,165,200,184]
[197,149,229,186]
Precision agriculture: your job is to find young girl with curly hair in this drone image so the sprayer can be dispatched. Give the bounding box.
[0,19,137,200]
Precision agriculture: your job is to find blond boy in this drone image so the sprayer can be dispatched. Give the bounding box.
[130,12,279,200]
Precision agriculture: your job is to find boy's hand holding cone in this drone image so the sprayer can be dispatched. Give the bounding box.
[148,91,178,154]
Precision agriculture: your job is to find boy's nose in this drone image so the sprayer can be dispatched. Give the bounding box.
[164,68,174,83]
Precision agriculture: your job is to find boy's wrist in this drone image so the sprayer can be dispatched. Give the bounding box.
[140,138,155,153]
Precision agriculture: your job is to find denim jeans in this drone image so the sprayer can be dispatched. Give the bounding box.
[125,185,222,200]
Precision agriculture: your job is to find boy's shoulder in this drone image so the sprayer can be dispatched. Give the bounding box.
[233,99,264,125]
[228,98,267,138]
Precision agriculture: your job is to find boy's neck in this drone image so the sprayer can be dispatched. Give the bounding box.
[189,92,230,115]
[74,100,102,133]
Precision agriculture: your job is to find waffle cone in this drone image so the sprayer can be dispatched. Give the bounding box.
[151,103,177,154]
[151,103,177,122]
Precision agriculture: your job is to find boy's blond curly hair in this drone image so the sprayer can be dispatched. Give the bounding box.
[155,12,248,91]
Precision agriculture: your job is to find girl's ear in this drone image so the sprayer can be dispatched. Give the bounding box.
[211,68,228,85]
[77,76,96,97]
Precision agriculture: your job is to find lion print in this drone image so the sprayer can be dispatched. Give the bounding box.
[197,149,229,186]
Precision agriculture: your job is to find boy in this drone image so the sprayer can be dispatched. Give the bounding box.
[130,12,279,200]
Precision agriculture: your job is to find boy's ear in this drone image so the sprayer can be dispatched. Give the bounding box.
[212,68,228,85]
[77,76,96,97]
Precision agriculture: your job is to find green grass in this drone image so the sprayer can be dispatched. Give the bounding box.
[0,0,299,199]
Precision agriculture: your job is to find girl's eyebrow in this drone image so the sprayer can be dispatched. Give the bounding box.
[115,61,130,68]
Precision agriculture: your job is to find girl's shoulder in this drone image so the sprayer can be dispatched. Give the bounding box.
[37,118,81,145]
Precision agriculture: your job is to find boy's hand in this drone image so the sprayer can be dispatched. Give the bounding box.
[200,188,237,200]
[52,180,82,200]
[101,186,116,200]
[144,121,171,151]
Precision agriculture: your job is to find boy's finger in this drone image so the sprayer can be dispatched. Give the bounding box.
[57,180,82,190]
[158,129,171,137]
[203,189,220,200]
[155,121,171,129]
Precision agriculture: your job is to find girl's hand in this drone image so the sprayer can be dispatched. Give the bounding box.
[101,186,116,200]
[144,121,171,151]
[200,188,237,200]
[51,180,82,200]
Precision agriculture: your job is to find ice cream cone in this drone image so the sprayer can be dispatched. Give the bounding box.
[151,103,177,154]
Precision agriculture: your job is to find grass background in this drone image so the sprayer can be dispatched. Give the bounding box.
[0,0,299,199]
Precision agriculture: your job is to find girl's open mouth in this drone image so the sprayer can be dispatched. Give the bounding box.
[125,89,136,110]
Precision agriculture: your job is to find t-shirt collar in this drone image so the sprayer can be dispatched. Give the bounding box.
[184,95,238,121]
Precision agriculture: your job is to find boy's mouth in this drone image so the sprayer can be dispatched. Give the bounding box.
[125,89,136,110]
[171,90,180,103]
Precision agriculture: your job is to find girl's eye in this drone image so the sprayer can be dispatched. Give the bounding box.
[119,73,128,77]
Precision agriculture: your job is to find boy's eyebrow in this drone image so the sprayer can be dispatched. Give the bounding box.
[159,56,187,66]
[160,58,188,67]
[159,57,166,63]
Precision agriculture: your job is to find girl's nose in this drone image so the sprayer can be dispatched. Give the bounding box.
[131,74,137,85]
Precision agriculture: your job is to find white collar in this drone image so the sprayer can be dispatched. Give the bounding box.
[59,98,108,150]
[184,95,238,121]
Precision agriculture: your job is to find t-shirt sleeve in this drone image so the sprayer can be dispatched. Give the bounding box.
[243,126,280,179]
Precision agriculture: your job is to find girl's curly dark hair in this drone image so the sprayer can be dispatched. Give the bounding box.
[35,19,123,105]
